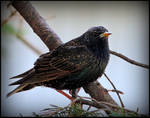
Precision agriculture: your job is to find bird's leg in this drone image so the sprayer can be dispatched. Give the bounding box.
[56,90,74,101]
[56,88,81,102]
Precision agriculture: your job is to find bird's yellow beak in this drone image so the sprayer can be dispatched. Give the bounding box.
[103,32,112,37]
[100,32,112,38]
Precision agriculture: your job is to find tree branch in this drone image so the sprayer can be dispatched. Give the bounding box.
[1,10,17,26]
[12,1,62,51]
[104,73,124,108]
[75,98,142,115]
[110,50,149,69]
[83,81,118,106]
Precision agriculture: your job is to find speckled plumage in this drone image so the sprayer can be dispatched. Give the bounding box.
[7,26,110,97]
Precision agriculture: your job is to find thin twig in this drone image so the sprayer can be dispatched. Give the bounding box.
[12,1,62,51]
[104,73,125,108]
[77,96,116,110]
[44,15,56,21]
[41,106,63,117]
[76,97,138,114]
[16,33,42,55]
[110,50,149,69]
[76,98,112,114]
[87,105,92,111]
[17,17,23,32]
[107,89,124,94]
[1,10,17,26]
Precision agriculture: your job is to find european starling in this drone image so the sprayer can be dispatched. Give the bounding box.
[7,26,111,97]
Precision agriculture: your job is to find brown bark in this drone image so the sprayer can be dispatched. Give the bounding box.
[12,1,62,51]
[11,1,118,107]
[83,81,118,105]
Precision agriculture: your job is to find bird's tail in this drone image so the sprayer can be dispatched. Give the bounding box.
[7,84,28,98]
[7,68,35,98]
[10,68,33,79]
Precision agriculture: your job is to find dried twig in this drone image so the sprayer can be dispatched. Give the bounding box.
[16,34,42,55]
[104,73,125,108]
[44,15,56,21]
[17,17,23,32]
[41,105,63,117]
[76,97,139,115]
[110,50,149,69]
[77,96,115,110]
[1,10,17,26]
[12,1,62,51]
[76,98,112,114]
[107,89,124,94]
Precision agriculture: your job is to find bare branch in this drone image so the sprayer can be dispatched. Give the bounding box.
[107,89,124,94]
[110,50,149,69]
[83,81,118,106]
[1,10,17,26]
[76,98,140,115]
[104,73,125,108]
[12,1,62,51]
[76,98,112,114]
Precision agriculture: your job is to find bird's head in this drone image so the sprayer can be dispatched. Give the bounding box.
[83,26,111,44]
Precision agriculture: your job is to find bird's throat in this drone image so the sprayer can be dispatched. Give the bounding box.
[88,40,109,61]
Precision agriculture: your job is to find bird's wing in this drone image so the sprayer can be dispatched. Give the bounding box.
[10,45,94,85]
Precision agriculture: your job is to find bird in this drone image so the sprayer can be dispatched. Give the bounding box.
[7,26,111,98]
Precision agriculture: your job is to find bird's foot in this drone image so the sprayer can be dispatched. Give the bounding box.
[69,88,81,98]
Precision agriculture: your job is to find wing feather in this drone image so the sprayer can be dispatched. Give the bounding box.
[10,45,94,85]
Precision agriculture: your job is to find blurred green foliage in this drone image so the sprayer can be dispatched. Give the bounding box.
[1,23,25,36]
[31,103,102,117]
[19,103,145,117]
[2,23,17,35]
